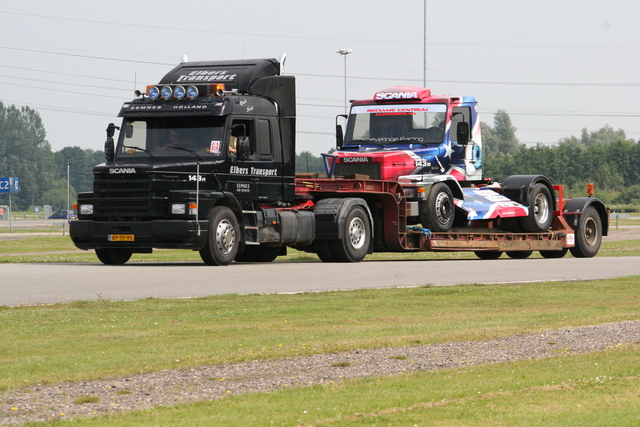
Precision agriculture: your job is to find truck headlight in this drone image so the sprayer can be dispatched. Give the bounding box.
[174,85,185,100]
[186,85,198,99]
[79,204,94,215]
[172,204,186,215]
[148,86,160,100]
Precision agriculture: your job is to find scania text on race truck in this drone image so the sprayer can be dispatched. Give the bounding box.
[69,54,608,265]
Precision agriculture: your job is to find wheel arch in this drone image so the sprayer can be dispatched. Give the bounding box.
[441,179,464,200]
[501,175,556,211]
[563,197,609,237]
[313,197,374,249]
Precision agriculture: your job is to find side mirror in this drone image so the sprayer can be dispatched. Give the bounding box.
[105,123,118,162]
[457,122,470,146]
[124,123,134,138]
[105,137,115,162]
[237,136,250,160]
[335,114,347,148]
[336,124,344,148]
[106,123,117,138]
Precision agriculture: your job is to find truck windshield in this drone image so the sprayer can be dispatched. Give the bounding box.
[345,104,447,145]
[115,116,227,160]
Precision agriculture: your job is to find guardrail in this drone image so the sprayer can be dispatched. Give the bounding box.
[611,213,630,229]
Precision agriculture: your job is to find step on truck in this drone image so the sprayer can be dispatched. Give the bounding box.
[69,54,609,265]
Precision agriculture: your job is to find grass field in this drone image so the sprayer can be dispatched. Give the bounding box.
[1,277,639,425]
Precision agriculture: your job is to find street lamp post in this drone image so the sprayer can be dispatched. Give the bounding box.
[336,48,353,115]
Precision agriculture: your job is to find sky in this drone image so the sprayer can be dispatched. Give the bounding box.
[1,0,640,156]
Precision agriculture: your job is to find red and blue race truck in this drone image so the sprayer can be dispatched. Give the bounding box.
[69,55,608,265]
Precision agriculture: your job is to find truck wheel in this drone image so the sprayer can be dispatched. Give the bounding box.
[519,183,553,232]
[200,206,240,266]
[506,250,533,259]
[473,251,502,259]
[540,248,568,258]
[95,248,132,265]
[235,246,280,263]
[331,206,370,262]
[569,206,602,258]
[420,183,455,232]
[474,250,502,260]
[315,240,337,262]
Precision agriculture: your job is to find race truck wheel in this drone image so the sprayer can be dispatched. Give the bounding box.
[506,250,533,259]
[519,183,553,233]
[569,206,602,258]
[420,183,455,232]
[330,206,370,262]
[95,248,133,265]
[235,245,281,263]
[474,250,503,260]
[539,248,568,259]
[200,206,240,266]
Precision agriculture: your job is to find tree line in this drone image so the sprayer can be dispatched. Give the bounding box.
[482,110,640,206]
[1,102,639,212]
[0,102,103,212]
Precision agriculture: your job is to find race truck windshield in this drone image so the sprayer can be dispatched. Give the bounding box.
[115,116,227,160]
[345,104,447,146]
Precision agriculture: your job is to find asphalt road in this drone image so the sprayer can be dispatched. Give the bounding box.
[2,256,640,306]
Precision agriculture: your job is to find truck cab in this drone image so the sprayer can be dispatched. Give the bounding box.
[328,87,482,182]
[70,56,316,265]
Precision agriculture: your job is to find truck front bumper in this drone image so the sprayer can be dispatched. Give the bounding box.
[69,220,209,251]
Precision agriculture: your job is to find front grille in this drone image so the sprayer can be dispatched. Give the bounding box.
[334,163,381,180]
[93,172,155,219]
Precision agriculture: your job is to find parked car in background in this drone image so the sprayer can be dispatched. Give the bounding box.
[48,209,77,219]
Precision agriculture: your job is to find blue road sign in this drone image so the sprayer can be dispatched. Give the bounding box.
[0,177,10,193]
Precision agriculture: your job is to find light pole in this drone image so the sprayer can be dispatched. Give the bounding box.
[336,48,353,115]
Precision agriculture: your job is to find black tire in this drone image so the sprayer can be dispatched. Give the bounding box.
[95,248,132,265]
[519,183,553,232]
[504,218,524,233]
[506,250,533,259]
[569,206,602,258]
[474,250,503,260]
[330,206,370,262]
[235,246,281,263]
[420,182,455,232]
[199,206,240,266]
[540,248,568,259]
[315,240,337,262]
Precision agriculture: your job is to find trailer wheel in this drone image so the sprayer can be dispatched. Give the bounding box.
[474,250,502,260]
[540,248,568,258]
[95,248,132,265]
[506,250,533,259]
[519,183,553,232]
[420,183,455,232]
[235,246,280,263]
[200,206,240,266]
[569,206,602,258]
[331,206,370,262]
